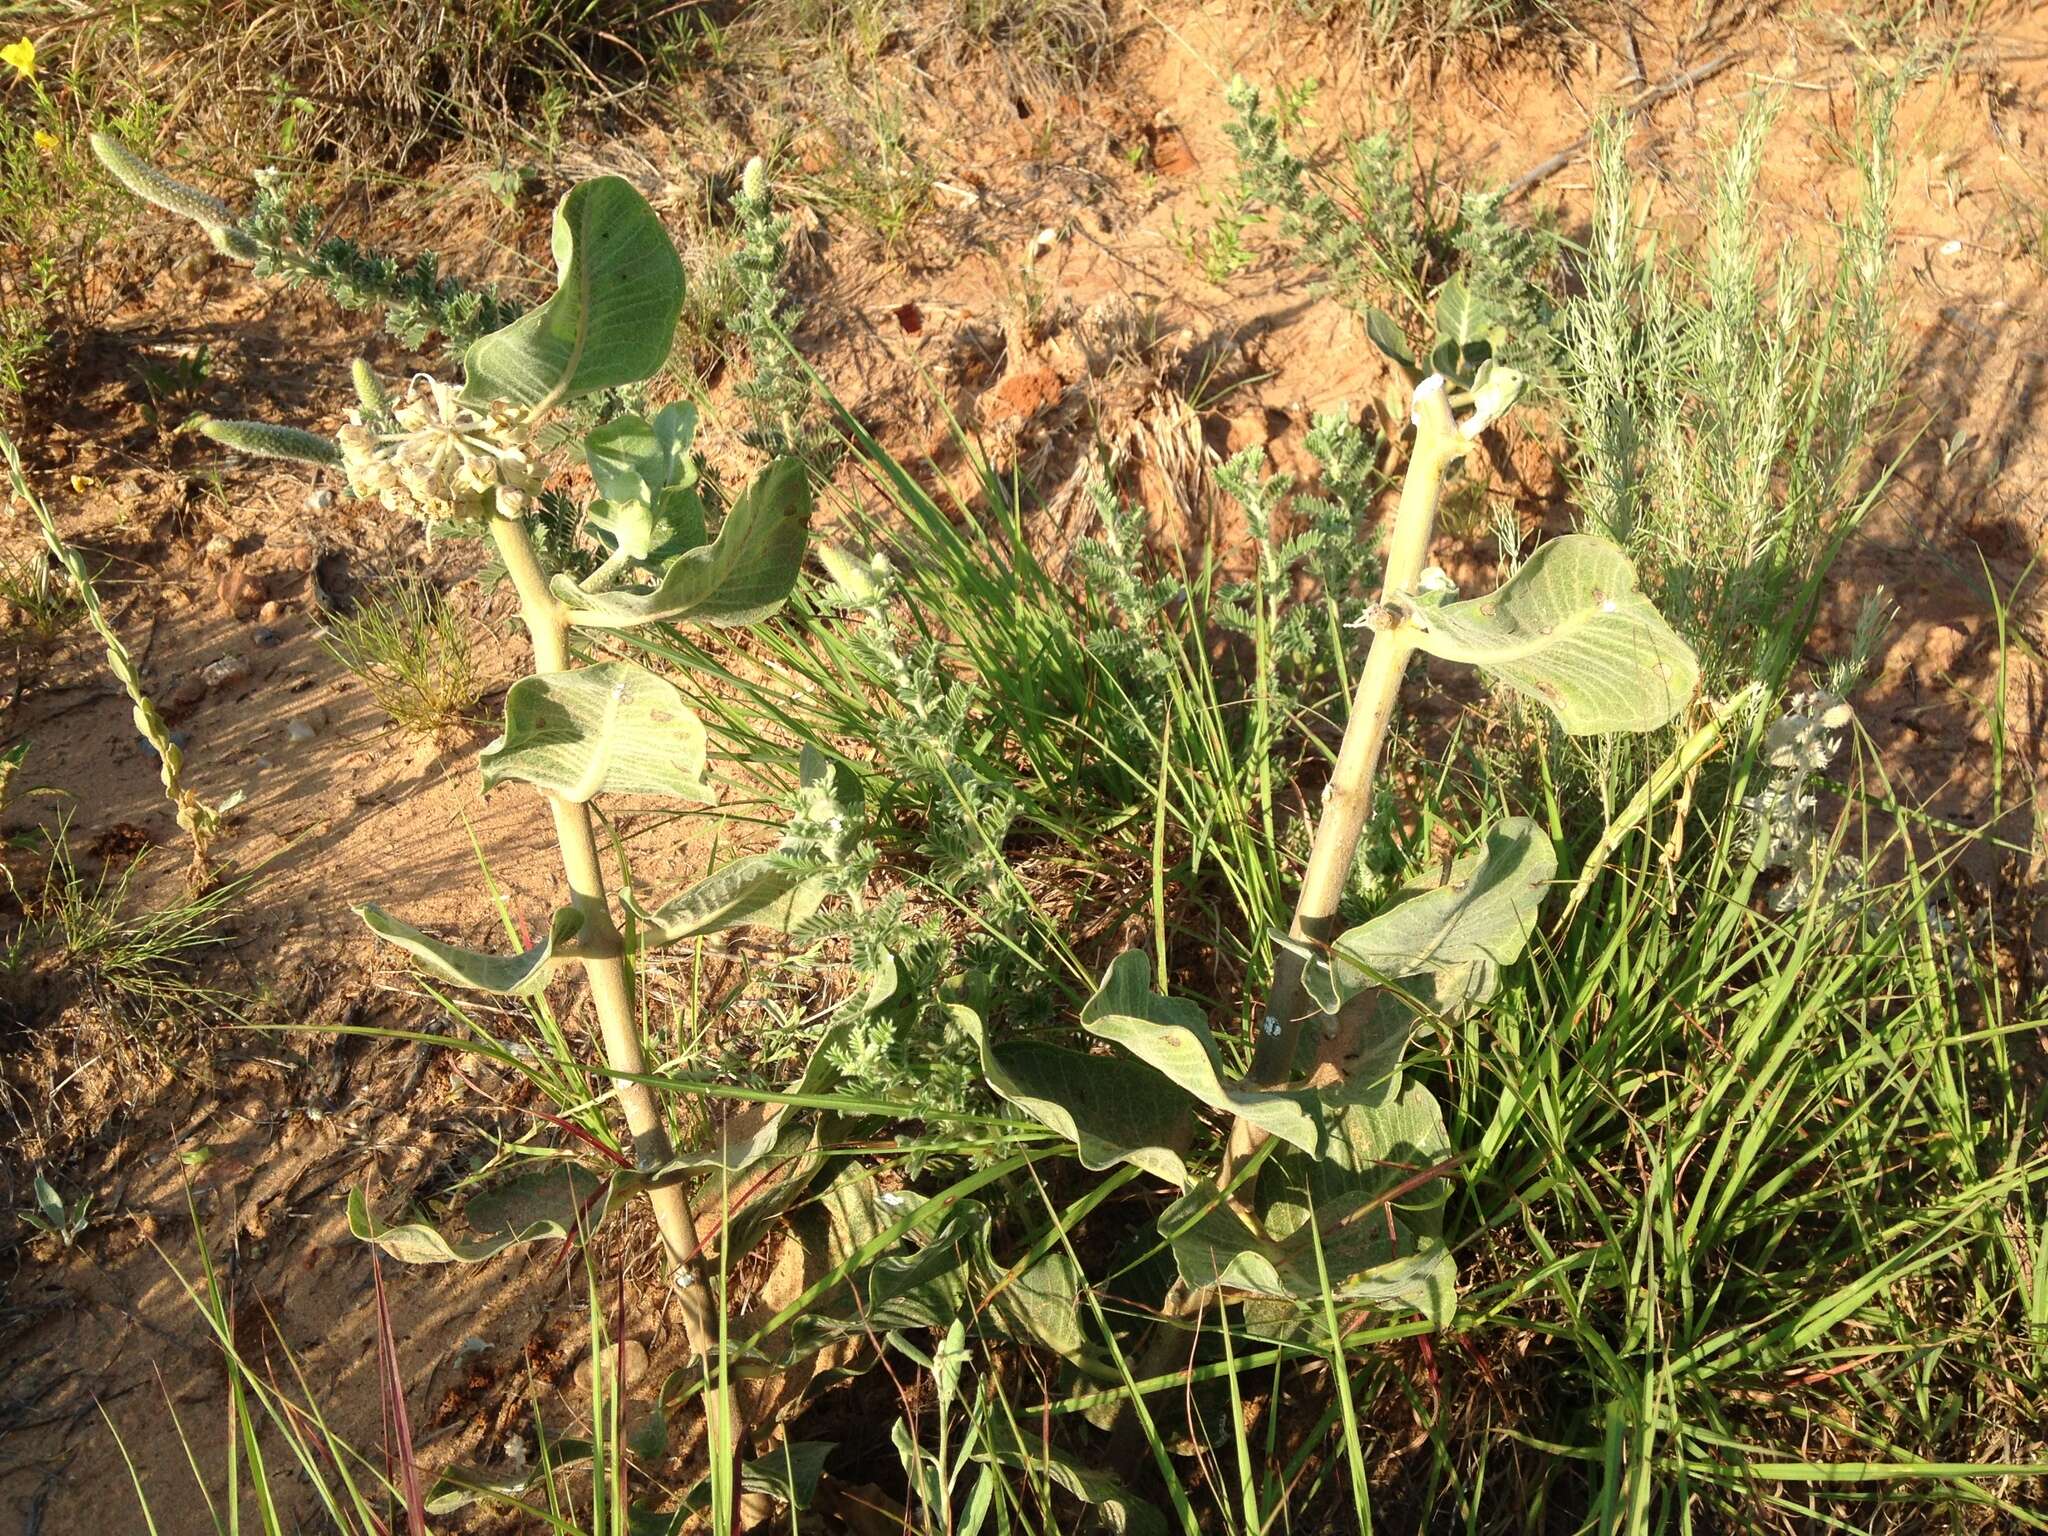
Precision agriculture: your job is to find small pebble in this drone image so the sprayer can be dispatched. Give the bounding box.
[201,654,251,689]
[203,534,234,564]
[253,627,283,649]
[258,600,283,624]
[306,488,335,512]
[169,674,207,710]
[285,717,316,744]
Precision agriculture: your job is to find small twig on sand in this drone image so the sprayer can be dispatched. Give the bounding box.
[1505,53,1740,200]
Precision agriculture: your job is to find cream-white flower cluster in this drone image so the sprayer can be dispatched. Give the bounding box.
[337,376,541,525]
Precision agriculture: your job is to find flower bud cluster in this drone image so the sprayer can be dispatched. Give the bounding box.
[336,376,540,525]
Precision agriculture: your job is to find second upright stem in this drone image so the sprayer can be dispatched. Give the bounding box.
[1248,379,1470,1087]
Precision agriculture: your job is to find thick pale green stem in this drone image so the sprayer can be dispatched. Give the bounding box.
[488,512,743,1502]
[1248,378,1471,1087]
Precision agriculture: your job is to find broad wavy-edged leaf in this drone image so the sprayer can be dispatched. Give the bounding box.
[1425,279,1499,385]
[1082,951,1325,1156]
[1304,817,1555,1015]
[479,660,711,803]
[824,1200,979,1335]
[1434,276,1490,347]
[965,1007,1190,1187]
[357,903,583,995]
[622,1019,852,1192]
[628,747,862,948]
[554,457,812,630]
[786,1195,1086,1362]
[981,1239,1088,1361]
[978,1425,1168,1536]
[1161,1080,1455,1323]
[628,854,824,945]
[1408,534,1699,734]
[430,1425,607,1514]
[622,1096,801,1188]
[675,1019,859,1266]
[688,1115,824,1269]
[460,176,683,408]
[585,404,705,569]
[678,1442,834,1517]
[347,1164,609,1265]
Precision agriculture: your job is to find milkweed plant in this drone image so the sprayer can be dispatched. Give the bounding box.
[90,129,1701,1517]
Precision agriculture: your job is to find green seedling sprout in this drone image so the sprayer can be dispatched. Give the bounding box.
[92,139,860,1521]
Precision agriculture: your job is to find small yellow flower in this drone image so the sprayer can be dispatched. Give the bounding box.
[69,474,95,494]
[1,38,35,81]
[33,129,57,154]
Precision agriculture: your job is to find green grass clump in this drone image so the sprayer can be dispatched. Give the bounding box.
[320,577,481,737]
[0,545,80,644]
[0,76,165,396]
[4,820,241,1047]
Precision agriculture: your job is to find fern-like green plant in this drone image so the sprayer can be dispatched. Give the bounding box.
[91,135,517,360]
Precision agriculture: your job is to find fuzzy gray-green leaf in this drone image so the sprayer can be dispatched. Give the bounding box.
[1307,816,1555,1015]
[553,457,812,630]
[627,747,861,948]
[1433,274,1494,351]
[1081,950,1325,1157]
[460,176,683,409]
[965,1008,1190,1186]
[1408,533,1700,734]
[978,1424,1168,1536]
[479,660,711,803]
[356,903,583,995]
[347,1163,609,1264]
[628,855,822,946]
[585,402,707,568]
[1161,1080,1455,1322]
[1364,307,1420,382]
[585,402,697,508]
